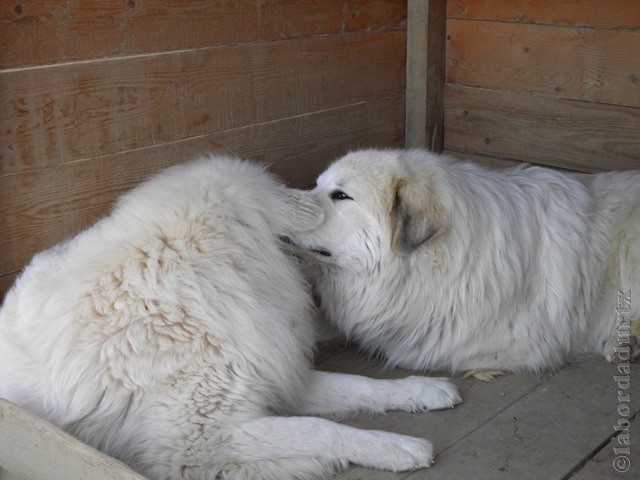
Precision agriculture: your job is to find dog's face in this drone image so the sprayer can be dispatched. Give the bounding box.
[286,150,448,272]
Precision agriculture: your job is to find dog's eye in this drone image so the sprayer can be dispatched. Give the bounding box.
[330,190,352,201]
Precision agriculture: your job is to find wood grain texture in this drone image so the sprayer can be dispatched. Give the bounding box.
[446,19,640,108]
[444,84,640,172]
[0,30,406,176]
[0,272,18,303]
[0,0,407,68]
[447,0,640,29]
[320,347,552,480]
[0,399,146,480]
[570,419,640,479]
[0,96,404,275]
[405,358,640,480]
[405,0,446,151]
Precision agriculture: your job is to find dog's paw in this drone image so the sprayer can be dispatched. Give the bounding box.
[393,376,462,412]
[604,323,640,364]
[362,432,434,472]
[463,369,506,382]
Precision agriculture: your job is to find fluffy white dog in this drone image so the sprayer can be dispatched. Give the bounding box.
[0,155,461,479]
[285,149,640,375]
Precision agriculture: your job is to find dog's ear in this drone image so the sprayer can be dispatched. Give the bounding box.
[280,189,325,233]
[391,178,445,256]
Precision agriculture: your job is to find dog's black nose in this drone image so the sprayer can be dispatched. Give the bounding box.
[279,235,293,245]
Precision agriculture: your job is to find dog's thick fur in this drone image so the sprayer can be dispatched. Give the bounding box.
[0,155,460,479]
[287,149,640,373]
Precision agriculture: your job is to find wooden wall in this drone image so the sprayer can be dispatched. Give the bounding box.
[0,0,407,299]
[443,0,640,172]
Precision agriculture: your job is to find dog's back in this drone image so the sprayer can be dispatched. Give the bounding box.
[0,155,319,476]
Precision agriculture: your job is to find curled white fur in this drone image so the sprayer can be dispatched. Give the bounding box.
[289,149,640,373]
[0,154,460,479]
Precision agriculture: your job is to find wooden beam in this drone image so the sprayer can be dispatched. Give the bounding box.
[405,0,446,151]
[0,399,146,480]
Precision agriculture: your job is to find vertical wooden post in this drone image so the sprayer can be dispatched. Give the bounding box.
[405,0,447,152]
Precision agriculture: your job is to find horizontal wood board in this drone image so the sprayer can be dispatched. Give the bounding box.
[0,96,404,284]
[443,1,640,171]
[1,30,406,176]
[0,0,408,301]
[446,0,640,29]
[446,19,640,108]
[444,84,640,172]
[0,0,407,68]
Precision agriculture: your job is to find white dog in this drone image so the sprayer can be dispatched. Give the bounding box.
[0,154,461,480]
[285,149,640,375]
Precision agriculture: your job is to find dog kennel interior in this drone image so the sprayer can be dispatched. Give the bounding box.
[1,1,639,479]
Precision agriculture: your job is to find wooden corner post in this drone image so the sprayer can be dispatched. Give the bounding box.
[405,0,447,152]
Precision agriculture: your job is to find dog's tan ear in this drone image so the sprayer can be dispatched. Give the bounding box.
[391,178,445,256]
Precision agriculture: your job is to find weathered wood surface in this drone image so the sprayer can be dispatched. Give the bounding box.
[443,0,640,172]
[0,399,147,480]
[571,419,640,479]
[0,96,404,279]
[447,0,640,29]
[1,30,405,176]
[405,0,446,151]
[0,0,407,68]
[321,347,640,480]
[444,84,640,172]
[0,1,407,300]
[446,20,640,108]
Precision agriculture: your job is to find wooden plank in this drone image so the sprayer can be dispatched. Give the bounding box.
[571,416,640,479]
[446,0,640,29]
[318,348,551,480]
[402,357,640,480]
[444,84,640,172]
[0,1,407,68]
[0,399,147,480]
[263,0,407,38]
[0,95,404,275]
[446,20,640,108]
[405,0,446,151]
[0,272,18,303]
[0,30,405,176]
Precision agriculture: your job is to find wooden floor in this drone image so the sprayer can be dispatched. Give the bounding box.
[316,340,640,480]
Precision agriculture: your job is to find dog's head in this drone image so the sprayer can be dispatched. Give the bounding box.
[285,149,449,272]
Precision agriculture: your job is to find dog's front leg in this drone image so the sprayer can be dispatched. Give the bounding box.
[222,415,434,476]
[293,371,461,419]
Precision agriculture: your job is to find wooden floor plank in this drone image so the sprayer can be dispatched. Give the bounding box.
[570,414,640,479]
[402,357,640,480]
[317,345,640,480]
[316,346,550,480]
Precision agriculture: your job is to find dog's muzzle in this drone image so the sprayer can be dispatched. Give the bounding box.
[278,236,332,257]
